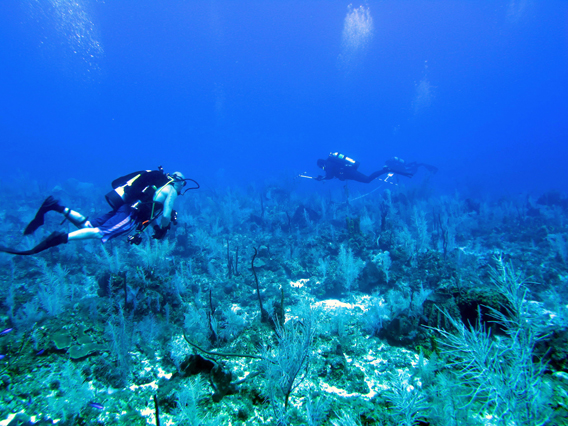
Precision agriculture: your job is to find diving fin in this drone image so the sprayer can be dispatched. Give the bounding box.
[23,196,65,235]
[0,231,68,256]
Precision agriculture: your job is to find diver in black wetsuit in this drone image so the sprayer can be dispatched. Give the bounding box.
[314,153,437,183]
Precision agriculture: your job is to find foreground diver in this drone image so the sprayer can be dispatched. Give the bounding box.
[0,169,195,255]
[312,152,437,183]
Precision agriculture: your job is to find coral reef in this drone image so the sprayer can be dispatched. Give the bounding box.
[0,179,567,425]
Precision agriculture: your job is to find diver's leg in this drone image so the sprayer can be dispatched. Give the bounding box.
[68,227,103,241]
[1,226,101,255]
[62,208,91,229]
[368,169,391,182]
[12,225,102,255]
[24,196,92,234]
[346,170,374,183]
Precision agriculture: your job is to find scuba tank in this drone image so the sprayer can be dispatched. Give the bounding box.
[328,152,360,169]
[105,170,171,210]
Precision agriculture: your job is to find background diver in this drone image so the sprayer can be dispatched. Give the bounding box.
[310,152,438,183]
[0,169,195,256]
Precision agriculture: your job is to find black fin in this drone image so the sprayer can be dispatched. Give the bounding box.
[0,231,68,256]
[23,197,63,235]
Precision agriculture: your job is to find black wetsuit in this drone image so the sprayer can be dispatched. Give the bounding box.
[384,158,438,177]
[316,156,437,183]
[318,160,391,183]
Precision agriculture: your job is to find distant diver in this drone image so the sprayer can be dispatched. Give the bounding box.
[308,152,437,183]
[0,168,199,256]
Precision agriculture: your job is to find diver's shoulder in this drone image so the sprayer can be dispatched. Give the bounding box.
[153,183,176,202]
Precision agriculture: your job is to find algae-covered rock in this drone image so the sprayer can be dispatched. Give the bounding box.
[76,330,94,345]
[320,344,370,395]
[343,366,370,394]
[68,343,106,360]
[52,331,73,350]
[253,258,267,269]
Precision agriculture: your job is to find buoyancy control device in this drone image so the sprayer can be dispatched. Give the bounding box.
[105,170,171,210]
[327,152,360,169]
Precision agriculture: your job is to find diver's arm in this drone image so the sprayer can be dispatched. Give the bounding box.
[384,159,414,177]
[160,186,178,229]
[320,166,337,181]
[151,185,178,240]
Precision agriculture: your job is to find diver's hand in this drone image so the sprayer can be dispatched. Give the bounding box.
[390,168,413,178]
[384,165,413,178]
[152,224,169,240]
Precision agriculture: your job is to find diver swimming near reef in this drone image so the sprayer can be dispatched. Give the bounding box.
[305,152,437,183]
[0,168,199,256]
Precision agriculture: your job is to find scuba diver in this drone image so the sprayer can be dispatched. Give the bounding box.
[310,152,437,183]
[0,168,199,256]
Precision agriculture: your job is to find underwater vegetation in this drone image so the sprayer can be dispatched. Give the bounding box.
[0,176,568,425]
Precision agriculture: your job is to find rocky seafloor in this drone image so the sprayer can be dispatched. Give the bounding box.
[0,179,567,425]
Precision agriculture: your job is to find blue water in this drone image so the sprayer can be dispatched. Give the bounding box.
[2,3,568,424]
[1,1,566,195]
